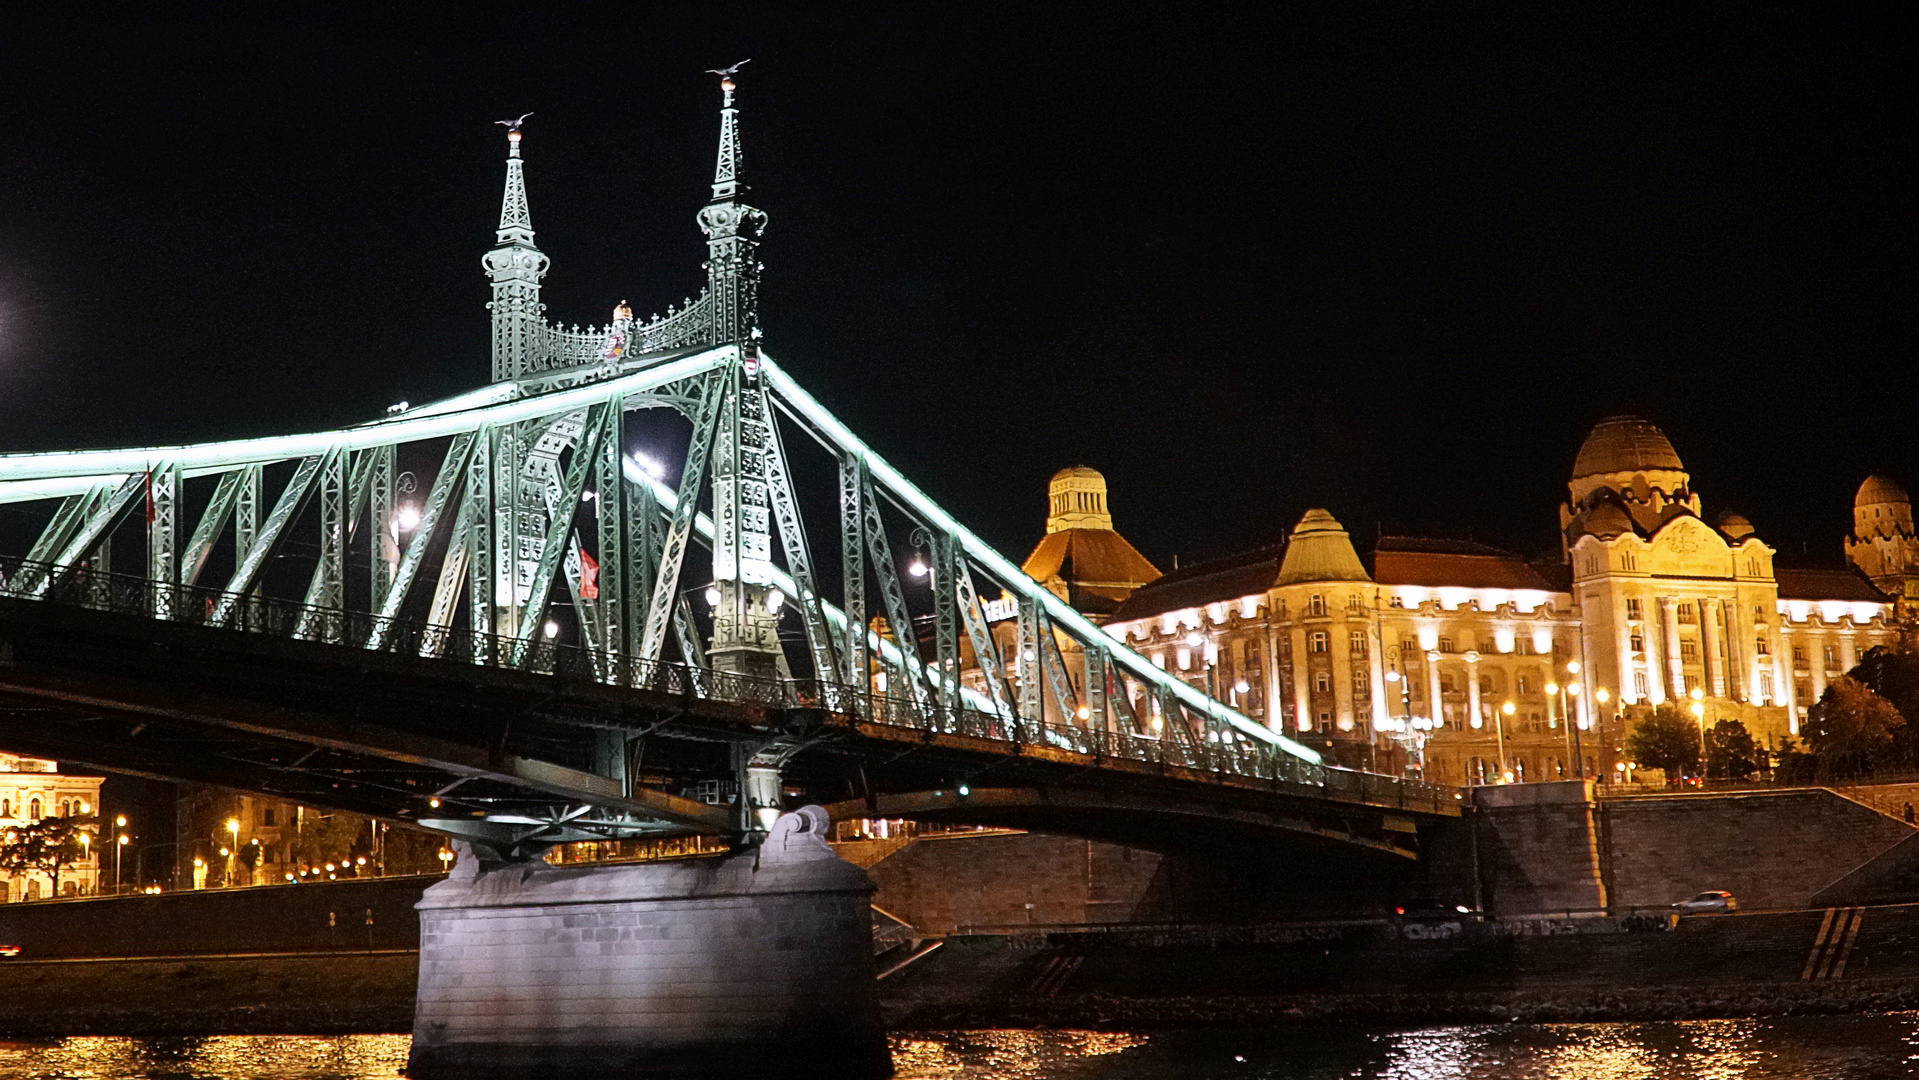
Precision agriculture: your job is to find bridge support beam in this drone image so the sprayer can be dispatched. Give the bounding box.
[407,806,886,1080]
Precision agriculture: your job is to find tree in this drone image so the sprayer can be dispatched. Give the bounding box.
[1802,676,1903,779]
[0,815,96,898]
[1848,645,1919,770]
[1626,705,1702,781]
[1704,718,1760,781]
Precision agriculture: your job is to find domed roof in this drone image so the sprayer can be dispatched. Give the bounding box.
[1275,509,1371,585]
[1582,501,1635,539]
[1716,511,1755,541]
[1856,474,1910,507]
[1572,415,1685,479]
[1051,465,1104,483]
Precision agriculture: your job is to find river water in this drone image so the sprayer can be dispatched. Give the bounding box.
[1,1017,1916,1078]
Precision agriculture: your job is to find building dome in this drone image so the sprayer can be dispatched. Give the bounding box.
[1275,509,1372,585]
[1854,474,1914,541]
[1572,415,1685,479]
[1582,501,1635,540]
[1046,466,1111,533]
[1716,511,1755,541]
[1857,474,1910,509]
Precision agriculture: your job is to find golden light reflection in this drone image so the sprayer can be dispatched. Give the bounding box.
[891,1029,1148,1079]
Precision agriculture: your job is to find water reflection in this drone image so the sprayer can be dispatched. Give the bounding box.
[0,1017,1915,1079]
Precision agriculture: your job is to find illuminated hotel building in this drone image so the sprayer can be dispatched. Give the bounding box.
[0,754,102,900]
[1050,416,1909,784]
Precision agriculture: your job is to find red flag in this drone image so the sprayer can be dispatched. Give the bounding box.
[578,548,600,600]
[145,469,155,526]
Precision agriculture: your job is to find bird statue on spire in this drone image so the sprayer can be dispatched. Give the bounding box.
[495,112,533,132]
[704,60,749,78]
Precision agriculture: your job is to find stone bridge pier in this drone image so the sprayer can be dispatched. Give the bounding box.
[407,807,888,1079]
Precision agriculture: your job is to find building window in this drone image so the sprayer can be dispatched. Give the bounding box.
[1318,710,1332,727]
[1634,672,1649,698]
[1308,594,1326,617]
[29,799,40,819]
[1630,633,1645,652]
[1517,674,1532,694]
[1762,674,1776,701]
[1314,673,1331,694]
[1796,681,1811,702]
[1622,553,1638,571]
[1792,645,1807,665]
[1349,630,1367,657]
[1684,675,1699,694]
[1390,595,1405,608]
[1756,638,1770,656]
[1309,631,1328,654]
[1440,673,1457,693]
[1754,604,1766,623]
[1747,558,1761,577]
[1439,637,1455,654]
[1681,640,1698,662]
[1353,669,1369,692]
[1626,598,1642,619]
[1346,595,1362,614]
[1479,675,1497,695]
[1824,645,1836,667]
[1401,638,1418,658]
[1678,603,1695,623]
[263,808,277,827]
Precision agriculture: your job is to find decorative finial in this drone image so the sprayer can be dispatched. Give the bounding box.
[705,59,749,104]
[613,300,633,322]
[495,112,533,156]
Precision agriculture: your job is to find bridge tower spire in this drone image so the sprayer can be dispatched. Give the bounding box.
[698,67,767,347]
[484,117,549,382]
[700,65,780,681]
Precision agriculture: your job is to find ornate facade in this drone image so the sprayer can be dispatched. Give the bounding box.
[1060,416,1909,784]
[0,754,101,900]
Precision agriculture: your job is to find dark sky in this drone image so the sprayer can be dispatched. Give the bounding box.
[3,5,1913,570]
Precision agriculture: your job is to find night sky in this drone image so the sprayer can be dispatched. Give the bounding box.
[3,6,1914,571]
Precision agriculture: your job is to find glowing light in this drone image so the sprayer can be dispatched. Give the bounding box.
[395,505,422,532]
[1502,701,1516,715]
[1234,680,1250,694]
[1075,706,1091,720]
[766,588,785,613]
[1690,703,1705,718]
[429,798,440,808]
[117,834,128,846]
[542,620,560,640]
[115,815,127,827]
[957,785,969,796]
[226,818,239,835]
[1545,682,1559,696]
[1595,687,1611,704]
[704,586,722,606]
[1689,686,1704,701]
[1567,682,1582,696]
[1184,632,1205,649]
[907,558,928,578]
[1566,660,1582,675]
[1385,670,1401,682]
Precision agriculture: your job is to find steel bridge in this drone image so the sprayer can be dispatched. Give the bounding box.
[0,74,1456,864]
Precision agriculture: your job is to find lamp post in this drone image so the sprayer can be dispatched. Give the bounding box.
[225,817,240,887]
[1593,688,1613,784]
[1689,686,1707,779]
[1547,659,1585,779]
[1498,701,1516,781]
[1381,646,1428,777]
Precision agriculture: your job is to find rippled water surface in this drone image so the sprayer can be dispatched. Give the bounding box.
[2,1017,1917,1079]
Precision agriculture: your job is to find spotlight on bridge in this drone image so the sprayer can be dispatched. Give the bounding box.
[704,586,722,606]
[766,588,785,612]
[543,620,560,640]
[907,557,928,578]
[395,505,422,532]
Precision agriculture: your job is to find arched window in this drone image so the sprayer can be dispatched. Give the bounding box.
[59,800,70,818]
[29,799,41,820]
[1440,673,1457,693]
[1,799,10,818]
[1308,594,1326,617]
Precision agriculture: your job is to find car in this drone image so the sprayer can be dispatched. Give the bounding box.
[1673,890,1738,914]
[0,945,20,958]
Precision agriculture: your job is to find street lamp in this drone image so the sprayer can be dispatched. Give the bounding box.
[226,818,240,887]
[1594,687,1614,783]
[116,832,129,894]
[1498,701,1516,782]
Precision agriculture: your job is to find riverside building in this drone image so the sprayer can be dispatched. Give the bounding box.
[0,754,102,900]
[1052,416,1909,785]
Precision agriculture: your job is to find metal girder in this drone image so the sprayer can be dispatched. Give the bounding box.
[623,456,661,685]
[5,489,98,596]
[423,496,475,659]
[369,432,474,650]
[1086,644,1108,734]
[369,444,395,610]
[235,465,261,565]
[147,462,181,620]
[930,532,959,715]
[838,454,869,709]
[491,420,525,637]
[1016,595,1042,725]
[593,401,626,663]
[181,470,245,587]
[636,373,724,663]
[762,392,837,682]
[465,425,496,656]
[294,450,348,642]
[673,595,709,689]
[511,403,606,661]
[211,452,329,626]
[955,560,1013,719]
[43,474,145,588]
[860,473,926,706]
[1036,607,1082,726]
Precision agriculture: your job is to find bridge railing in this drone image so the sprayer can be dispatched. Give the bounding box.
[2,556,1457,814]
